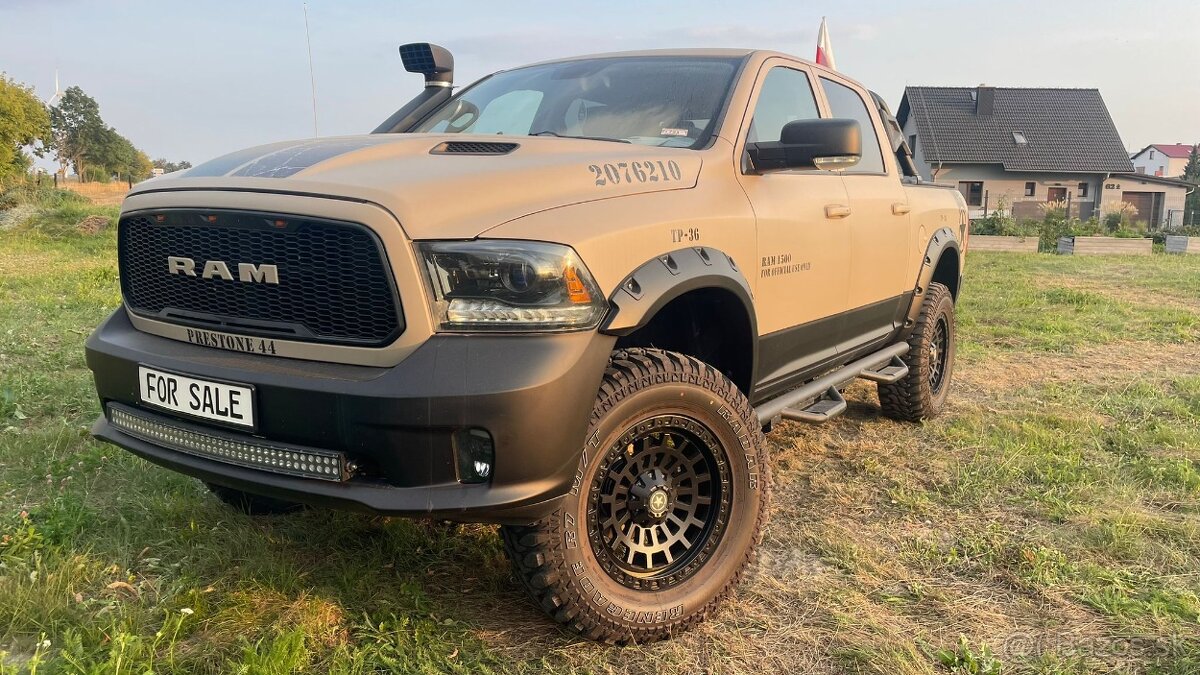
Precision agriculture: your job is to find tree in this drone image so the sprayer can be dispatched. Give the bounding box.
[0,74,51,180]
[1185,145,1200,228]
[152,158,193,173]
[49,86,105,181]
[1185,144,1199,181]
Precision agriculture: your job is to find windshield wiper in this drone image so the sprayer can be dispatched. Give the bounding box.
[529,130,631,144]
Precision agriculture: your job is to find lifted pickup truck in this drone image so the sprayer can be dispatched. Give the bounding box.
[87,44,967,643]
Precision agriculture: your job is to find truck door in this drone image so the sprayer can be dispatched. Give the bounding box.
[818,75,912,350]
[735,62,851,389]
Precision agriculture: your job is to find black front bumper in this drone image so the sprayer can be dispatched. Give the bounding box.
[86,310,614,524]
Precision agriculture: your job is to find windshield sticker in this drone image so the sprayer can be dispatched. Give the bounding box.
[588,160,684,187]
[660,128,690,137]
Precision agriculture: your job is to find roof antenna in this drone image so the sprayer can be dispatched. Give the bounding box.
[302,2,318,137]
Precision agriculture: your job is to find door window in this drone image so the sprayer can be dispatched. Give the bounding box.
[819,77,886,174]
[747,67,820,144]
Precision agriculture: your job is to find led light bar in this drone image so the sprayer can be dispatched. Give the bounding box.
[109,404,348,482]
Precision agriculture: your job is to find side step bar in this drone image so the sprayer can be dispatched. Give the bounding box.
[755,343,910,426]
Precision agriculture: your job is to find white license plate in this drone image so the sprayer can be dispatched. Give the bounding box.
[138,366,255,428]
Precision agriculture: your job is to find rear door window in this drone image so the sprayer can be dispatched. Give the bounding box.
[819,77,886,174]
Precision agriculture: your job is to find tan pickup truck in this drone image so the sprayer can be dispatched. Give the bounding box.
[87,43,968,643]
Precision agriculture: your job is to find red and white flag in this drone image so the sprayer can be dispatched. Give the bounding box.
[816,17,836,69]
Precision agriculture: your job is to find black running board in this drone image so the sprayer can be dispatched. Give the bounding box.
[755,343,910,426]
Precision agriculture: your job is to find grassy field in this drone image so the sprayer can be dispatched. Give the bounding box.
[1,221,1199,673]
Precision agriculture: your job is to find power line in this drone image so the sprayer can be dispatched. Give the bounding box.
[302,2,318,137]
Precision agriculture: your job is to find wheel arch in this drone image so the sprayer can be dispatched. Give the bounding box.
[906,228,962,326]
[600,247,757,395]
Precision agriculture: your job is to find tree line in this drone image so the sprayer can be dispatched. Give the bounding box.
[0,74,189,184]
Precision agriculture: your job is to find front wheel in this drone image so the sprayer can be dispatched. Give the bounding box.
[501,348,770,644]
[878,281,956,421]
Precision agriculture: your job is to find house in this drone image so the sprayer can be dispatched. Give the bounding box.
[1130,143,1196,178]
[896,86,1188,228]
[1100,173,1194,229]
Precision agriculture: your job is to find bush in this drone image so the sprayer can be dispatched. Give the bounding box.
[82,166,111,183]
[0,181,89,212]
[1103,212,1124,232]
[0,177,116,237]
[970,212,1038,237]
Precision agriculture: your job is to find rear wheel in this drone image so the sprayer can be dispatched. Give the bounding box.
[204,482,305,515]
[501,348,770,644]
[879,281,956,421]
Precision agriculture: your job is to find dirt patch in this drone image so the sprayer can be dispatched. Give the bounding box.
[956,341,1200,401]
[75,215,111,235]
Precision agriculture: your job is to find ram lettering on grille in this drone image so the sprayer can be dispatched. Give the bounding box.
[167,256,280,284]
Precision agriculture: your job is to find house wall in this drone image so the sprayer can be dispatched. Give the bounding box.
[1099,175,1188,228]
[1130,148,1189,178]
[924,164,1104,220]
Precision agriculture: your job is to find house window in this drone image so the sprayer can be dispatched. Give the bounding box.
[909,134,917,153]
[1024,181,1036,197]
[958,181,984,207]
[1012,131,1028,145]
[1136,167,1146,174]
[1149,150,1155,159]
[1078,182,1089,198]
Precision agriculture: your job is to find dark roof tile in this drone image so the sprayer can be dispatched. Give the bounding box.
[897,87,1133,173]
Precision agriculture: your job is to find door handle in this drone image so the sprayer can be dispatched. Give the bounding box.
[825,204,852,219]
[892,203,911,215]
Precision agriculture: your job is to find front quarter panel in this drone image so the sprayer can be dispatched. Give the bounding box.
[482,140,758,305]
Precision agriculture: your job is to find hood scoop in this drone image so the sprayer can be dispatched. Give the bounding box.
[430,141,519,155]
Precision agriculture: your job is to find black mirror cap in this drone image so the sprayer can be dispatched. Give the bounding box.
[747,118,862,171]
[399,43,454,85]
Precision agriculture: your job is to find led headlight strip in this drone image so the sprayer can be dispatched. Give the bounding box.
[109,404,348,482]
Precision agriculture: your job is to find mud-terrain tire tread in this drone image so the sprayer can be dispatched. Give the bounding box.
[500,348,771,644]
[878,281,955,422]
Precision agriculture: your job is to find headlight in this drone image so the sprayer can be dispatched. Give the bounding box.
[417,240,607,332]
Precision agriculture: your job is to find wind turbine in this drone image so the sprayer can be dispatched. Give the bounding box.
[47,70,63,106]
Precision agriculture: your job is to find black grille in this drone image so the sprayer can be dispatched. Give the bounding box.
[118,210,403,346]
[431,141,519,155]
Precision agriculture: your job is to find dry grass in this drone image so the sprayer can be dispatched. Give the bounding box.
[59,178,130,206]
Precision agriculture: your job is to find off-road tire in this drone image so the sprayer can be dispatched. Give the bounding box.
[501,348,771,644]
[205,482,305,515]
[879,281,956,421]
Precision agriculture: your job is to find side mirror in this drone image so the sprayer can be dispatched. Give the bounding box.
[747,118,862,172]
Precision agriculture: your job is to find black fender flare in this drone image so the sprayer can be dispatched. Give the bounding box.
[600,247,756,336]
[600,249,758,390]
[905,227,962,326]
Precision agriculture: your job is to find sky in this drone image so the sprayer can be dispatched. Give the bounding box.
[1,0,1196,166]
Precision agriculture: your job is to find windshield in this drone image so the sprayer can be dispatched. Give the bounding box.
[412,56,743,149]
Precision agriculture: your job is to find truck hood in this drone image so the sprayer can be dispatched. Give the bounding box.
[131,134,703,239]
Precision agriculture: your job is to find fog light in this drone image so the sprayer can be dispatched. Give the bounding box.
[454,428,494,484]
